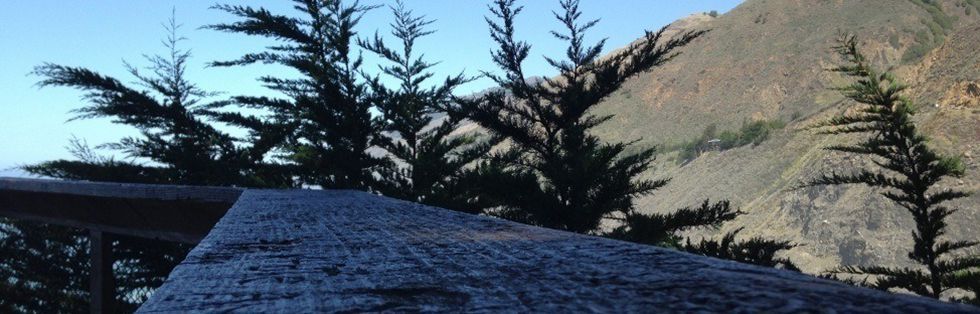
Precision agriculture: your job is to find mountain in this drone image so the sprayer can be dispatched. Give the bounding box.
[589,0,980,272]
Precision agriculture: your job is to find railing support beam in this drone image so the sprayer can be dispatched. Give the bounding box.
[90,230,114,314]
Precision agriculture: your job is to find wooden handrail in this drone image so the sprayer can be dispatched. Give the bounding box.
[0,177,242,314]
[141,189,972,313]
[0,178,972,313]
[0,177,241,243]
[0,177,242,202]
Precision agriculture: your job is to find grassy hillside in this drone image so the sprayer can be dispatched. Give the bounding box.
[593,0,976,146]
[589,0,980,272]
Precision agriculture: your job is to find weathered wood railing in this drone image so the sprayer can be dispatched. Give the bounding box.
[0,177,975,313]
[0,177,241,313]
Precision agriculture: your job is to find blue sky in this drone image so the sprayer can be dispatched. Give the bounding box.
[0,0,742,176]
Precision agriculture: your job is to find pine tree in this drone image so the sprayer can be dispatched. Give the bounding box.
[804,34,979,302]
[8,14,288,312]
[453,0,706,234]
[359,1,495,213]
[26,15,288,187]
[455,0,796,271]
[208,0,383,190]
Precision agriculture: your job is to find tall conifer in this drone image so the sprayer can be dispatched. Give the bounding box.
[804,34,979,302]
[454,0,797,271]
[453,0,704,233]
[8,13,286,312]
[208,0,382,190]
[360,1,492,212]
[26,16,286,187]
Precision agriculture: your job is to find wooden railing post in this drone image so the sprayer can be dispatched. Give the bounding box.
[90,230,114,314]
[0,178,240,313]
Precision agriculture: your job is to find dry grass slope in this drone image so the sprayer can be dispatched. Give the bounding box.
[588,0,980,273]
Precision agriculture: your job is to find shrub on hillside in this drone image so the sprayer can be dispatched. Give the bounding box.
[676,119,785,163]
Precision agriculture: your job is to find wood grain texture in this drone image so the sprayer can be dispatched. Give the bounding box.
[139,189,975,313]
[0,177,240,243]
[0,177,242,203]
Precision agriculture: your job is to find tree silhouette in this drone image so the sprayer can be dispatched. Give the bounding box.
[451,0,796,271]
[208,0,383,190]
[451,0,707,233]
[683,226,799,271]
[9,13,288,312]
[608,199,799,271]
[0,218,89,312]
[360,1,494,213]
[804,34,979,303]
[26,16,287,187]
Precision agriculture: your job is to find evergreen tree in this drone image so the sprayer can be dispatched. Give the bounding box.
[359,1,493,213]
[608,199,740,246]
[26,16,288,187]
[7,14,288,312]
[804,34,979,302]
[456,0,797,271]
[683,226,799,271]
[455,0,722,234]
[608,200,799,271]
[0,220,89,313]
[208,0,382,190]
[452,0,705,233]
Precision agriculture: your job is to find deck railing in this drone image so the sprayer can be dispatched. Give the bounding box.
[0,177,240,313]
[0,177,974,313]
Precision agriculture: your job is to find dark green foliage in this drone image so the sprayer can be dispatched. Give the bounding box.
[451,0,705,233]
[452,1,795,272]
[805,34,979,302]
[684,228,800,271]
[902,0,956,63]
[111,236,190,312]
[607,200,799,271]
[0,221,89,313]
[23,138,169,185]
[26,19,289,187]
[676,119,785,163]
[607,200,740,247]
[737,119,785,145]
[707,10,719,18]
[903,29,933,63]
[208,0,383,190]
[11,15,290,312]
[0,218,190,313]
[676,123,719,162]
[360,1,493,213]
[969,0,980,15]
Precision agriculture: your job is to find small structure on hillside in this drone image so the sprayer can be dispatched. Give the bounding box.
[706,138,723,151]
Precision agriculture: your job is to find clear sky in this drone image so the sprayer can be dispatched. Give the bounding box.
[0,0,742,177]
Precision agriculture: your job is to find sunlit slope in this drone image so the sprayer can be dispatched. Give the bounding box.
[591,0,980,272]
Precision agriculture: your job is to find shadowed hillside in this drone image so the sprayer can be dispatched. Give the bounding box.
[587,0,980,272]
